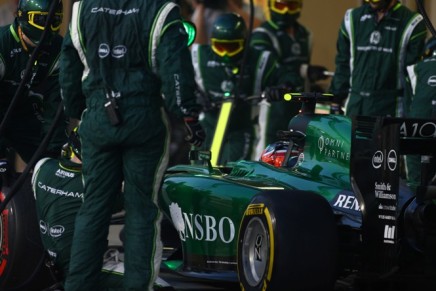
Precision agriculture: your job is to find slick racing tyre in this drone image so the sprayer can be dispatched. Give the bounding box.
[237,190,338,291]
[0,176,56,291]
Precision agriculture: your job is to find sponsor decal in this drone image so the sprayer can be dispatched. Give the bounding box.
[245,204,264,216]
[169,202,235,243]
[318,136,350,161]
[91,7,139,15]
[387,150,397,171]
[333,194,360,211]
[98,43,110,58]
[111,45,127,59]
[37,182,84,199]
[427,76,436,87]
[383,225,395,244]
[372,151,383,169]
[370,31,381,45]
[56,169,76,178]
[49,225,65,238]
[40,220,48,234]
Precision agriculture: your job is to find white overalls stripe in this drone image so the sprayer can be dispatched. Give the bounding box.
[70,1,89,81]
[190,44,205,92]
[149,2,177,74]
[254,51,273,159]
[253,27,281,57]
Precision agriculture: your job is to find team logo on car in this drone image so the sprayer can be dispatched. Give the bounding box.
[387,150,397,171]
[372,151,383,169]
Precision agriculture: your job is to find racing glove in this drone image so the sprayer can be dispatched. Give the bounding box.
[184,115,206,147]
[300,64,329,82]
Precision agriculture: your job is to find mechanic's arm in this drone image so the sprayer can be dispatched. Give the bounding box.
[329,21,351,106]
[157,9,202,118]
[404,21,427,68]
[59,26,86,121]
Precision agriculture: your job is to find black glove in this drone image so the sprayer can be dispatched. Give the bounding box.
[184,116,206,147]
[330,103,344,115]
[263,87,287,102]
[307,65,329,82]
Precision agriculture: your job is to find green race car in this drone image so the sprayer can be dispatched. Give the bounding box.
[159,93,436,290]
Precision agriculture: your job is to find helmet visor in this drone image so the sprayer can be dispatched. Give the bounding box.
[27,11,63,31]
[211,38,244,57]
[270,0,302,15]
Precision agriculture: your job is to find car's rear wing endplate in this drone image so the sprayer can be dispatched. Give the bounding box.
[350,116,436,276]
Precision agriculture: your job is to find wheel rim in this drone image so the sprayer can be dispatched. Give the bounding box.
[241,217,269,287]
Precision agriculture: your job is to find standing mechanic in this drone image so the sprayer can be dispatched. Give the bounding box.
[0,0,67,171]
[191,12,301,165]
[329,0,427,117]
[32,128,172,290]
[405,37,436,191]
[249,0,329,157]
[59,1,205,290]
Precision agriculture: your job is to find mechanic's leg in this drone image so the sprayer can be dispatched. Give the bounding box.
[122,128,168,290]
[65,144,123,291]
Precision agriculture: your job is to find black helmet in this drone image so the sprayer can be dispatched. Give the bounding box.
[268,0,302,29]
[62,127,81,161]
[211,13,247,62]
[17,0,63,45]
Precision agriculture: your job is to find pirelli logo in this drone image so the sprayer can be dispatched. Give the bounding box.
[246,204,265,216]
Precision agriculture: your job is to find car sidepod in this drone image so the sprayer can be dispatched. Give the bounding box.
[237,190,338,291]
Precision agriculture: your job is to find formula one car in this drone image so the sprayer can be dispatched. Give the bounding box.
[158,93,436,290]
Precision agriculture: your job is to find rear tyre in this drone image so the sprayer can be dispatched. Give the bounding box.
[0,176,56,290]
[237,190,338,291]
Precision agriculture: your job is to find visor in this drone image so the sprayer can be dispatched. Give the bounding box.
[211,38,244,57]
[270,0,302,15]
[26,11,63,31]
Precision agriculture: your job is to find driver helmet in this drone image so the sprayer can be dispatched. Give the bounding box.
[17,0,63,45]
[422,37,436,60]
[211,13,247,63]
[260,141,289,168]
[268,0,302,29]
[62,127,81,161]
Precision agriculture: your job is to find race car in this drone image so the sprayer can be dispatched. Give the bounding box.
[158,93,436,290]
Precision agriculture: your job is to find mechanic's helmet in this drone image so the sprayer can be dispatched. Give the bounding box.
[422,37,436,60]
[211,13,247,63]
[17,0,63,45]
[268,0,302,29]
[260,141,289,168]
[62,127,81,161]
[364,0,393,12]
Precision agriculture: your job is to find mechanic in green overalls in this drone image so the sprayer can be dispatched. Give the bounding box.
[191,12,302,165]
[0,0,67,169]
[32,128,172,290]
[329,0,427,117]
[59,1,205,290]
[249,0,329,158]
[405,37,436,191]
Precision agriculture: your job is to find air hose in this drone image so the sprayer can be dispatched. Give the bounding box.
[416,0,436,38]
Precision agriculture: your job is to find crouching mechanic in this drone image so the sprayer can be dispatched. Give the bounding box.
[31,129,173,290]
